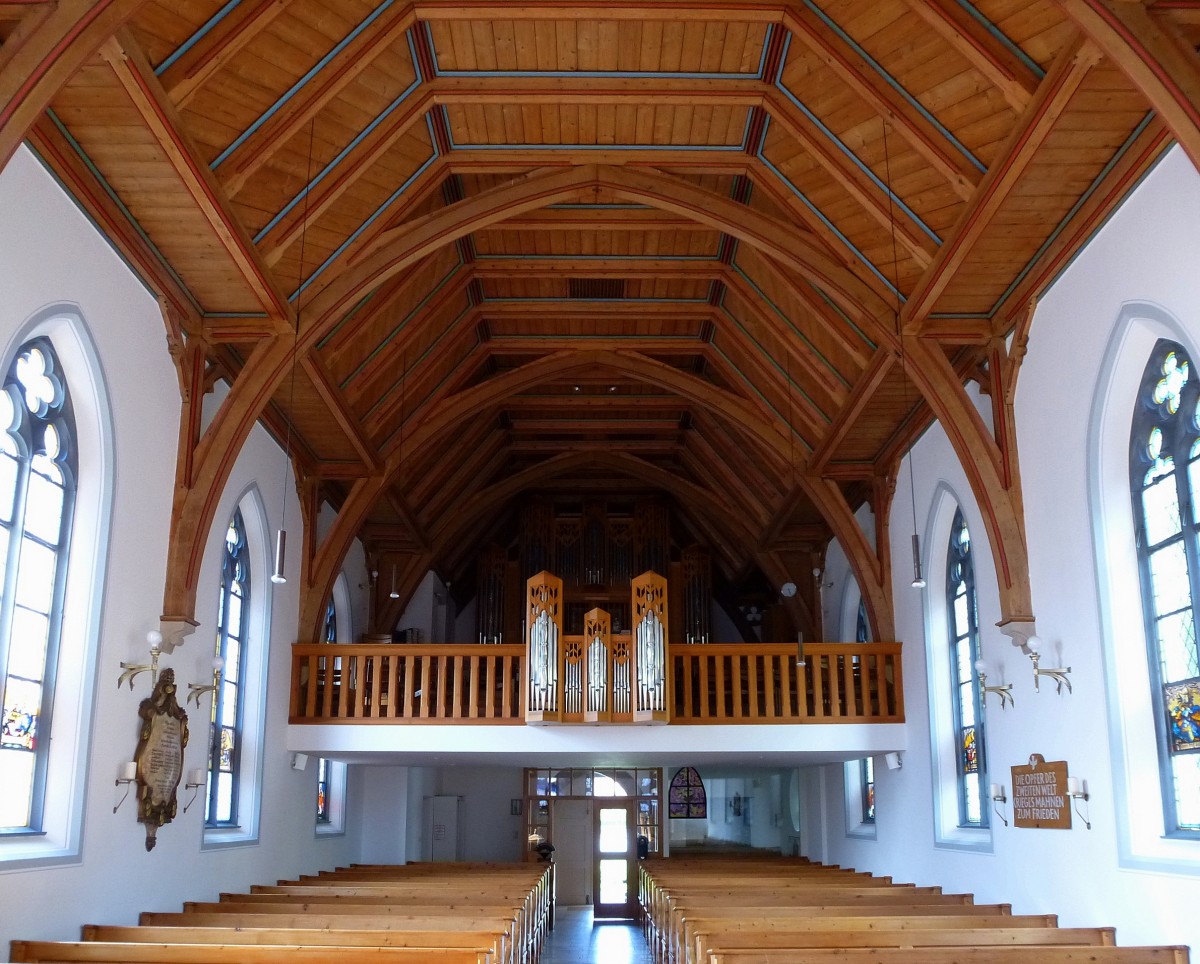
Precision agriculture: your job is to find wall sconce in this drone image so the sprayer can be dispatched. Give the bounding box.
[117,631,162,690]
[113,761,137,813]
[1027,635,1072,694]
[181,767,207,813]
[974,659,1014,709]
[884,751,902,770]
[186,656,224,708]
[989,782,1008,826]
[1068,776,1091,830]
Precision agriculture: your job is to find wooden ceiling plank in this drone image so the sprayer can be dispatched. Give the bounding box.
[762,88,936,268]
[433,73,765,106]
[902,0,1042,113]
[384,487,431,551]
[781,5,983,202]
[485,335,707,354]
[495,209,704,231]
[1055,0,1200,171]
[26,114,200,324]
[259,98,437,266]
[471,257,719,277]
[446,148,758,171]
[410,1,785,23]
[216,4,420,198]
[408,417,497,510]
[157,0,288,107]
[300,354,381,473]
[903,33,1101,327]
[0,0,150,168]
[509,417,685,433]
[100,29,293,321]
[808,349,895,475]
[697,407,787,506]
[683,426,773,528]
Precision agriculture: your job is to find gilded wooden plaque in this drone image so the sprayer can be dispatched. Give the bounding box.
[134,668,189,851]
[1010,753,1071,829]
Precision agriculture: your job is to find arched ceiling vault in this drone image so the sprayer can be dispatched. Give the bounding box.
[0,0,1192,641]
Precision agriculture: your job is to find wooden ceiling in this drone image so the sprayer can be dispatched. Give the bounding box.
[1,0,1190,635]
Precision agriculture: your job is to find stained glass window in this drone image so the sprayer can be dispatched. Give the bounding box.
[323,599,336,643]
[316,757,331,823]
[946,507,986,827]
[856,599,869,644]
[1130,341,1200,834]
[0,340,76,833]
[667,766,706,819]
[860,757,875,823]
[206,510,249,827]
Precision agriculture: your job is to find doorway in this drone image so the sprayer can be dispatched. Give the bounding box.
[552,798,593,904]
[593,799,638,918]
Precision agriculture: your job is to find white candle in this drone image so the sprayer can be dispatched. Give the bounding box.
[1067,777,1081,796]
[187,768,207,787]
[119,762,137,782]
[989,783,1002,800]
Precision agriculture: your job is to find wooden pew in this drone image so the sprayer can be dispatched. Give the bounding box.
[10,942,494,963]
[705,948,1190,964]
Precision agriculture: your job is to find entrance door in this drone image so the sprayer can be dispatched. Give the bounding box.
[592,799,638,918]
[551,799,593,905]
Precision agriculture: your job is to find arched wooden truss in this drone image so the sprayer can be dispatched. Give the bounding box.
[0,0,1192,646]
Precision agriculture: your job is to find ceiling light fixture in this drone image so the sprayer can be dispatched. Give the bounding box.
[881,123,925,590]
[272,120,317,586]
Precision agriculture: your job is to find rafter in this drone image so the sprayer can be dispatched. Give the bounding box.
[903,33,1102,327]
[300,354,381,473]
[99,29,293,321]
[808,350,896,475]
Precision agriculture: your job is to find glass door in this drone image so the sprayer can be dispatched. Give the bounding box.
[593,799,638,918]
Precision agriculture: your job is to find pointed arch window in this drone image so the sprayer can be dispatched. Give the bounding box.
[0,340,76,833]
[946,507,986,827]
[667,766,707,819]
[316,758,331,824]
[1130,340,1200,835]
[323,598,337,643]
[207,510,250,827]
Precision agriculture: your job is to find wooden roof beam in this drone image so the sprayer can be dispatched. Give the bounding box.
[214,3,418,197]
[808,350,896,475]
[1056,0,1200,171]
[761,88,937,268]
[903,0,1042,112]
[903,33,1102,327]
[781,5,984,202]
[99,29,293,322]
[681,429,773,529]
[698,408,789,506]
[492,210,705,232]
[483,336,709,355]
[469,258,721,278]
[0,0,149,168]
[384,487,431,552]
[508,439,681,454]
[409,1,785,22]
[299,354,381,473]
[507,417,687,434]
[407,417,498,511]
[156,0,288,107]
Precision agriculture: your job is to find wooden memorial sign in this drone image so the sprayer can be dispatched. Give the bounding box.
[1011,753,1071,829]
[134,668,189,851]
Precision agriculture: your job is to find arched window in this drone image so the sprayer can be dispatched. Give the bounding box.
[0,340,76,833]
[946,507,986,827]
[1129,340,1200,835]
[860,757,875,824]
[316,758,331,824]
[667,766,707,819]
[207,509,250,827]
[856,599,869,643]
[323,598,337,643]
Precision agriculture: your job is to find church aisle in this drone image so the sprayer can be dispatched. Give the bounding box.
[542,906,653,964]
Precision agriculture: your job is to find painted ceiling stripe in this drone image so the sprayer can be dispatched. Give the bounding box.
[989,111,1158,317]
[953,0,1045,79]
[42,110,202,315]
[212,0,401,170]
[775,33,941,246]
[757,23,777,80]
[254,31,422,244]
[799,0,986,174]
[319,290,377,350]
[373,304,474,441]
[292,116,440,301]
[717,304,830,423]
[155,0,242,76]
[340,256,464,389]
[757,126,903,302]
[808,281,876,351]
[730,260,852,391]
[709,339,818,447]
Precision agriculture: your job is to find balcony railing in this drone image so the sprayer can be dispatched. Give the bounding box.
[289,641,903,725]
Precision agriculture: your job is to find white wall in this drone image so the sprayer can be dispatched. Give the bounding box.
[0,147,362,948]
[809,147,1200,954]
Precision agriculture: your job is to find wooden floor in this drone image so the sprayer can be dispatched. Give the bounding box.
[543,907,652,964]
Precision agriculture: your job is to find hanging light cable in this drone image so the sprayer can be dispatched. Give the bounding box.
[272,120,317,585]
[881,123,925,590]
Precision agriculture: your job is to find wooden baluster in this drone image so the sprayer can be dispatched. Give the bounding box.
[811,651,824,719]
[321,655,335,719]
[386,652,399,720]
[435,654,448,719]
[748,653,760,718]
[304,654,318,719]
[402,653,415,718]
[451,654,463,719]
[714,654,727,720]
[763,654,777,719]
[469,653,481,719]
[827,652,841,719]
[844,651,857,718]
[730,653,743,719]
[698,652,710,720]
[501,655,513,718]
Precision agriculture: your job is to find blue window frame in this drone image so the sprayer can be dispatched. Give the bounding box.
[0,340,76,833]
[1129,340,1200,835]
[946,507,986,827]
[207,509,250,827]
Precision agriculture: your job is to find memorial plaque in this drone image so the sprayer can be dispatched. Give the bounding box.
[133,668,189,851]
[1010,753,1071,829]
